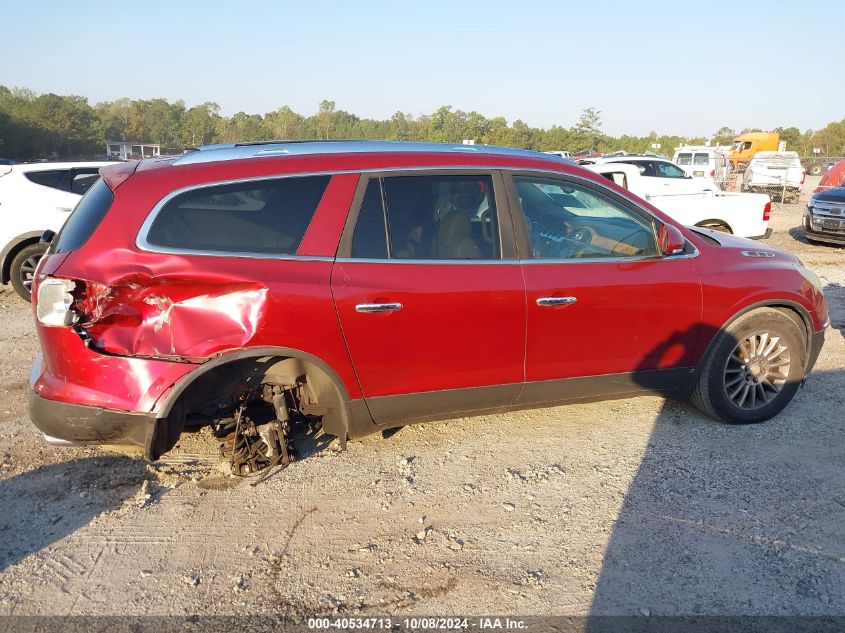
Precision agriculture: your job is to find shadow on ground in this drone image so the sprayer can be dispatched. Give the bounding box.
[589,298,844,618]
[0,455,148,572]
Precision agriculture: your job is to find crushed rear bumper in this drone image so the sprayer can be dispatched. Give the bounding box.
[28,351,180,459]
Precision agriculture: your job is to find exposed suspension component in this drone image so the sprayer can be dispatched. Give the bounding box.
[212,380,320,479]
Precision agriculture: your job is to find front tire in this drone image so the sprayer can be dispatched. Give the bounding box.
[10,243,47,301]
[691,308,806,424]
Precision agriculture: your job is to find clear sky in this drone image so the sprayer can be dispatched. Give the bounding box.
[1,0,841,137]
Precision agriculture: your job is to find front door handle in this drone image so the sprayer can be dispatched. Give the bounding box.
[536,296,577,307]
[355,302,403,313]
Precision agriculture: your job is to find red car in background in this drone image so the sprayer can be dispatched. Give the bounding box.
[28,141,828,474]
[813,159,845,193]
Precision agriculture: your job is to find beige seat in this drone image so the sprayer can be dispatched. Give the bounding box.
[436,212,481,259]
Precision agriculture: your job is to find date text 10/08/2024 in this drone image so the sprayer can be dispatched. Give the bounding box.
[307,617,528,630]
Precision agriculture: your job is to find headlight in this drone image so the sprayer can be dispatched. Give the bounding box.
[36,278,76,326]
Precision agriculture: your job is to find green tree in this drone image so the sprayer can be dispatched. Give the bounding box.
[571,107,603,150]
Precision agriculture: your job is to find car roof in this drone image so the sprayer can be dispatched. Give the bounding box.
[601,155,669,164]
[751,151,800,161]
[588,162,640,175]
[172,140,571,167]
[13,161,118,172]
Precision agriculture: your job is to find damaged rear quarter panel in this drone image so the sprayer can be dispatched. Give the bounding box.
[75,273,269,359]
[51,168,364,400]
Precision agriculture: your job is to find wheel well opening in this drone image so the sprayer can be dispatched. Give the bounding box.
[771,305,811,345]
[2,237,42,284]
[151,354,348,459]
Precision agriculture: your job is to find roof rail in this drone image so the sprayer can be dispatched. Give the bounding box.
[173,140,570,166]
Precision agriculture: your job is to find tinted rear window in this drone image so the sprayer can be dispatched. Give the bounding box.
[25,169,70,191]
[145,175,330,254]
[52,178,114,254]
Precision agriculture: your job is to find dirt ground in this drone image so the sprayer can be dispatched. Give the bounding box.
[0,177,842,618]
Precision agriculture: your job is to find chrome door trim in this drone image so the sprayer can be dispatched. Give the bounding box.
[355,302,403,313]
[536,296,577,306]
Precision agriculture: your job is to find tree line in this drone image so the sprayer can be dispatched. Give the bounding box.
[1,85,843,161]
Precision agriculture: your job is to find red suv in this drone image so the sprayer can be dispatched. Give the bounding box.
[29,141,828,472]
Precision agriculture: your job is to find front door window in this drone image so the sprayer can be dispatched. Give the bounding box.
[512,176,658,259]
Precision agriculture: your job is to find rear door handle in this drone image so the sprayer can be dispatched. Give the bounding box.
[355,302,403,313]
[536,296,577,307]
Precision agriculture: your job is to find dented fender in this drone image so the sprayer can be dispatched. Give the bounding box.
[74,274,268,360]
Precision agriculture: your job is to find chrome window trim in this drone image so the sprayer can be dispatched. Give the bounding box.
[135,165,699,263]
[335,250,699,266]
[335,257,518,266]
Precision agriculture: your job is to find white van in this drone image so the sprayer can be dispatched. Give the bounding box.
[673,147,730,189]
[742,151,806,203]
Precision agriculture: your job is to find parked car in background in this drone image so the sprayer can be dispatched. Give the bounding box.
[589,162,772,238]
[0,161,117,300]
[572,148,602,160]
[28,141,826,469]
[598,155,721,192]
[813,159,845,193]
[804,186,845,246]
[742,151,805,203]
[673,146,731,189]
[730,132,780,170]
[544,150,572,160]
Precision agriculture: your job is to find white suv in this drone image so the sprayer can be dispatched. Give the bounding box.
[598,155,721,192]
[0,161,117,300]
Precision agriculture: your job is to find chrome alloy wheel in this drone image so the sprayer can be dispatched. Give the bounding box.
[19,253,41,292]
[724,331,791,409]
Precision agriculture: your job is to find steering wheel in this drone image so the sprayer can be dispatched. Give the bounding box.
[562,226,595,258]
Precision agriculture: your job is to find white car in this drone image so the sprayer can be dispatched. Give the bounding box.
[588,162,772,239]
[596,155,722,193]
[544,150,572,160]
[673,146,731,189]
[0,161,117,300]
[742,151,806,203]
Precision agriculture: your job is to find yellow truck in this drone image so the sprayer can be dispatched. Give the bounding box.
[730,132,780,170]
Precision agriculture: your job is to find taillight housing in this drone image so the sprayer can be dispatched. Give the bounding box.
[36,277,76,326]
[763,201,772,222]
[801,171,806,185]
[710,169,715,178]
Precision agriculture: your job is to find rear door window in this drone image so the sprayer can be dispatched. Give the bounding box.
[349,174,500,260]
[693,153,710,165]
[676,153,693,165]
[144,175,330,254]
[70,169,101,195]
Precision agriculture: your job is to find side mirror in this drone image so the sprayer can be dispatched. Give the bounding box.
[658,223,686,256]
[41,230,56,244]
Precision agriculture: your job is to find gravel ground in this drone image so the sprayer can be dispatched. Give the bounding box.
[0,178,842,617]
